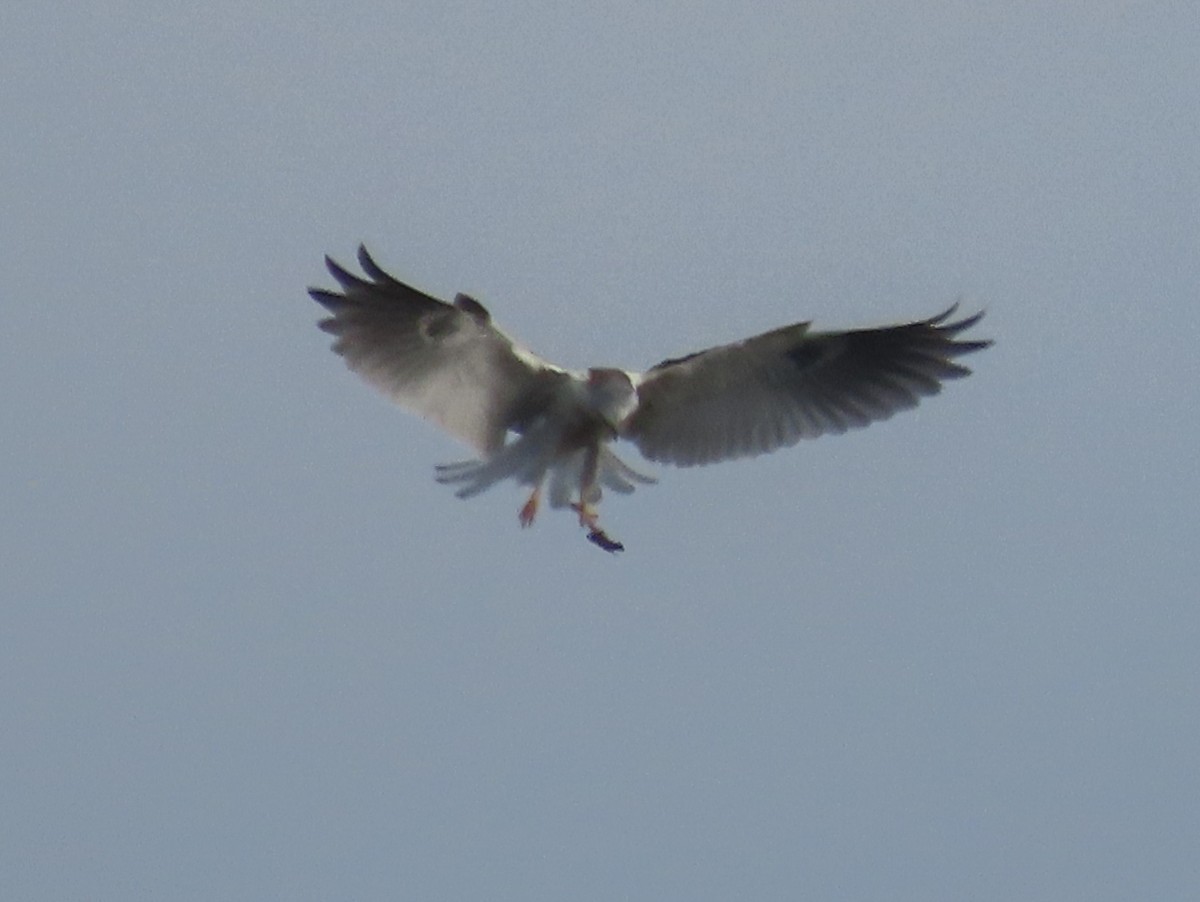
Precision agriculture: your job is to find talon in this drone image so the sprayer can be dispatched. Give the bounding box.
[519,487,541,528]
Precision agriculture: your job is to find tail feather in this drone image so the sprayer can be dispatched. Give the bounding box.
[435,435,657,506]
[434,420,560,498]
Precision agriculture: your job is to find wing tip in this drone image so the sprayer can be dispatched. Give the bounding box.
[308,286,347,312]
[313,245,392,296]
[321,253,363,291]
[925,304,992,356]
[356,244,392,283]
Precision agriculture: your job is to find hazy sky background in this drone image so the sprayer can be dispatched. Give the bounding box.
[3,3,1198,899]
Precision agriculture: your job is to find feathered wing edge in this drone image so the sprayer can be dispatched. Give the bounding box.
[622,304,992,467]
[308,246,560,455]
[434,416,655,505]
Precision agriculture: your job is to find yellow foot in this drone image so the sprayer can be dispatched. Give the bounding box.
[518,488,540,528]
[570,501,599,531]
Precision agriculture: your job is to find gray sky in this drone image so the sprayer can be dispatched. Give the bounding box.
[3,3,1198,899]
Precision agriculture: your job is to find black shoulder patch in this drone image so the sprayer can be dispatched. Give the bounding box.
[418,308,462,341]
[453,293,491,323]
[784,341,829,371]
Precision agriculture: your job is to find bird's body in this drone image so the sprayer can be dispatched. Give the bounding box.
[308,246,991,551]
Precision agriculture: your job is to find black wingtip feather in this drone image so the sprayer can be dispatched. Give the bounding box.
[323,254,364,291]
[308,287,348,312]
[921,306,992,357]
[926,302,960,325]
[938,308,986,334]
[356,244,391,283]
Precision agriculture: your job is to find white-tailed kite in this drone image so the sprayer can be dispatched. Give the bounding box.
[309,246,990,552]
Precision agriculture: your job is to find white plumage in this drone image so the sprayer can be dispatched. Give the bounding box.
[309,246,990,552]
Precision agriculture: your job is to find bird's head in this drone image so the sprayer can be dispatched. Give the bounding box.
[584,367,638,429]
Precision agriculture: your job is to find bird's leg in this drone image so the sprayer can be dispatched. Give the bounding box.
[570,490,599,530]
[570,444,601,529]
[571,445,624,553]
[571,502,599,530]
[518,483,542,528]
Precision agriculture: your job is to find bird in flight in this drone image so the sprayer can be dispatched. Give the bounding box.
[308,246,990,552]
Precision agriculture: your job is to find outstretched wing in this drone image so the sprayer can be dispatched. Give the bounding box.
[308,246,564,454]
[621,306,990,467]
